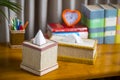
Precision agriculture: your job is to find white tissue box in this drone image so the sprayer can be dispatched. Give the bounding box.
[51,36,97,64]
[20,40,58,76]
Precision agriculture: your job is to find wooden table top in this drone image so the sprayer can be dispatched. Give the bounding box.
[0,43,120,80]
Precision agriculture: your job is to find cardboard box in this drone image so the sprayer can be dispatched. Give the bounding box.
[9,30,25,48]
[20,40,58,76]
[50,36,97,65]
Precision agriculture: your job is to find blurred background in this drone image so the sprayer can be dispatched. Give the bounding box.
[0,0,119,43]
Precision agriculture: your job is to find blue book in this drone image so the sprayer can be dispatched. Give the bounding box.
[81,5,105,44]
[100,4,117,44]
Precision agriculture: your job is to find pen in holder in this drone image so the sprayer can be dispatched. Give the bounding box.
[9,29,25,48]
[9,18,28,48]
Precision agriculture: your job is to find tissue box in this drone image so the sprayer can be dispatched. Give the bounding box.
[9,30,25,48]
[51,36,97,65]
[20,40,58,76]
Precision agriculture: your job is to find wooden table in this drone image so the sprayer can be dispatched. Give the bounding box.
[0,43,120,80]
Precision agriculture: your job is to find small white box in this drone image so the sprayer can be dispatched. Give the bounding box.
[20,40,58,76]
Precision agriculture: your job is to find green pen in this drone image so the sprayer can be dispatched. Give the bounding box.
[13,18,17,30]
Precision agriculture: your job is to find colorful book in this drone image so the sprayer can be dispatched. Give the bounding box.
[100,4,117,44]
[47,23,88,39]
[81,5,104,44]
[111,4,120,44]
[47,23,88,32]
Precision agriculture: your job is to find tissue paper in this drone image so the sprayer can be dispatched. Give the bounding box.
[50,34,83,44]
[33,30,46,46]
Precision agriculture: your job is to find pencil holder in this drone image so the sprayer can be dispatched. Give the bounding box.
[9,30,25,48]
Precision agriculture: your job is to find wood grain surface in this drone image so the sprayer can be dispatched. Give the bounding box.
[0,43,120,80]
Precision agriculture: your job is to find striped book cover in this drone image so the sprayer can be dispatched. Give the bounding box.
[81,5,104,44]
[100,4,117,44]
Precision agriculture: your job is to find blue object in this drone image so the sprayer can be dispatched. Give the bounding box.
[104,36,115,44]
[91,37,104,44]
[53,32,81,36]
[105,26,116,31]
[104,9,117,18]
[89,27,104,33]
[81,5,104,19]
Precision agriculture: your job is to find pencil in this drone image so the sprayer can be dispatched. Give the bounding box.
[23,21,29,29]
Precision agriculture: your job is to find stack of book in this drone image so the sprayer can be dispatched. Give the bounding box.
[81,5,104,44]
[111,4,120,44]
[47,23,88,39]
[100,4,117,44]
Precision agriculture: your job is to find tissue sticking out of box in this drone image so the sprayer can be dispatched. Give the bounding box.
[50,34,83,44]
[33,30,46,46]
[72,34,83,43]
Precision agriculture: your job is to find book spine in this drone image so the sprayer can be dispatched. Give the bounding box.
[116,30,120,43]
[52,32,88,39]
[47,24,88,32]
[52,28,88,32]
[103,6,117,44]
[116,8,120,43]
[81,5,104,44]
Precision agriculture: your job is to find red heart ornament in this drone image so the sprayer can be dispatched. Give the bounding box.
[62,9,81,27]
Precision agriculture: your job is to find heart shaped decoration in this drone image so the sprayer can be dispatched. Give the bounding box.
[62,9,81,27]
